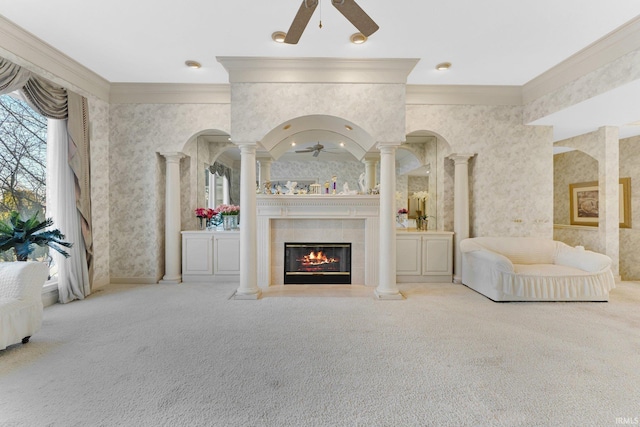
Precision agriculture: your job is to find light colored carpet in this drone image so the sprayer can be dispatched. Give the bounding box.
[1,281,639,427]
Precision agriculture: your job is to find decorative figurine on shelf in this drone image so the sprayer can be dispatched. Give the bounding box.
[324,181,330,194]
[340,182,358,195]
[309,183,321,195]
[358,172,366,194]
[264,181,272,194]
[331,176,337,194]
[285,181,297,195]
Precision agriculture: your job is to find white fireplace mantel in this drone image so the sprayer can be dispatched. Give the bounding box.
[256,195,380,288]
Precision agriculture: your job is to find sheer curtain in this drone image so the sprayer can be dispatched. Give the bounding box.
[0,56,92,303]
[47,120,90,302]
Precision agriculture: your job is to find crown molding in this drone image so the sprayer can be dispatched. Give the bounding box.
[523,15,640,104]
[110,83,230,104]
[0,15,110,101]
[217,57,419,84]
[406,85,522,105]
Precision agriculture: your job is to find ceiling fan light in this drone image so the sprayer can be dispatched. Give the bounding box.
[350,33,367,44]
[436,62,452,71]
[272,31,287,43]
[185,60,201,69]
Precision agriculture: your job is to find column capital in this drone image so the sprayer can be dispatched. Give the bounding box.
[159,151,186,162]
[378,145,398,155]
[447,153,475,164]
[237,143,257,155]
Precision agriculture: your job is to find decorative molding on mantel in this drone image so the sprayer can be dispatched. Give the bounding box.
[406,85,522,106]
[0,15,110,101]
[216,57,419,84]
[110,83,230,104]
[523,15,640,104]
[256,195,380,288]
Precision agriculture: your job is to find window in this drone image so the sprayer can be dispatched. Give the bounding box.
[0,94,50,265]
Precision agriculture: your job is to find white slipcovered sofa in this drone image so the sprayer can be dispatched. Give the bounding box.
[0,261,49,350]
[460,237,616,302]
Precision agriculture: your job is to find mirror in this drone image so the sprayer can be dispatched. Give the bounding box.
[195,131,239,211]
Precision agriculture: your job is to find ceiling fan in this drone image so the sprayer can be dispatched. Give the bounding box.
[284,0,379,45]
[295,142,329,157]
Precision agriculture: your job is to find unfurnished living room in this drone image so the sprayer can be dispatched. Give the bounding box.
[1,1,640,426]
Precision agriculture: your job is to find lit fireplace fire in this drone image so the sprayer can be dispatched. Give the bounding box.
[284,242,351,284]
[297,251,340,268]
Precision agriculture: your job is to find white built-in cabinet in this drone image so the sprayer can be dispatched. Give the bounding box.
[181,229,453,284]
[181,230,240,282]
[396,231,453,282]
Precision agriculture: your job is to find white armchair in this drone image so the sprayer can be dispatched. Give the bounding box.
[460,237,616,302]
[0,261,49,350]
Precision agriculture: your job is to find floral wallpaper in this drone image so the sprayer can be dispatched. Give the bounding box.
[87,96,110,289]
[406,104,555,238]
[109,103,230,282]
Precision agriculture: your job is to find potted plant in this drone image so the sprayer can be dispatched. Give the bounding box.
[0,211,72,261]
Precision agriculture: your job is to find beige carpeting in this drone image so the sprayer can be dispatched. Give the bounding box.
[1,281,639,427]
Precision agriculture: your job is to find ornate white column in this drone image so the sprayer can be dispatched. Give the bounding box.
[159,152,185,284]
[375,144,403,299]
[448,153,475,284]
[363,157,378,192]
[234,143,262,299]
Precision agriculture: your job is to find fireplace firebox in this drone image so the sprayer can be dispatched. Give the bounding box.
[284,243,351,284]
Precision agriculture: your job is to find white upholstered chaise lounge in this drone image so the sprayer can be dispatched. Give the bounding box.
[460,237,616,302]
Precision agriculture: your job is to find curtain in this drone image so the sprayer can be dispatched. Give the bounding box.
[0,57,92,302]
[47,120,90,302]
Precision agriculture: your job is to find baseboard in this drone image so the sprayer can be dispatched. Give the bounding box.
[41,283,58,307]
[110,277,158,284]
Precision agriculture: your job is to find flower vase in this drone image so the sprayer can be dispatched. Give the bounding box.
[223,214,238,231]
[198,217,205,230]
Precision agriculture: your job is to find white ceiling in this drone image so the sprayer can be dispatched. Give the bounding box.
[0,0,639,86]
[2,1,640,150]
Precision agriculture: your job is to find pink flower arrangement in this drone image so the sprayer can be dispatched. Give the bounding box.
[397,208,408,214]
[216,204,240,216]
[195,208,217,219]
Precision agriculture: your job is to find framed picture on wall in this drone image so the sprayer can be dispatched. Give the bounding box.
[569,177,631,228]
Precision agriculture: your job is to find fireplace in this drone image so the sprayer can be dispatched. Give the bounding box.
[284,243,352,285]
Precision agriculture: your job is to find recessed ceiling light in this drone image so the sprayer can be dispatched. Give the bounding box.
[436,62,452,71]
[339,142,345,147]
[291,142,296,146]
[185,60,201,69]
[345,125,353,131]
[283,124,291,130]
[272,31,287,43]
[350,33,367,44]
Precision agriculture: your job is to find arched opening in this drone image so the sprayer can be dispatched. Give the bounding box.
[398,130,453,231]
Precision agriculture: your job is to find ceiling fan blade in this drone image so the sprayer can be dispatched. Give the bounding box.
[295,149,314,153]
[331,0,379,37]
[312,149,320,157]
[284,0,319,44]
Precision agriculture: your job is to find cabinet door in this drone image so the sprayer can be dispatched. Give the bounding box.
[182,234,214,275]
[396,235,422,275]
[422,236,452,275]
[214,234,241,275]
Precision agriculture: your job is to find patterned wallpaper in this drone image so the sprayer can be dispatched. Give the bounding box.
[109,103,230,281]
[553,138,640,280]
[406,104,555,238]
[87,96,110,289]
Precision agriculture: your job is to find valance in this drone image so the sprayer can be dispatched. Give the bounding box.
[209,162,231,182]
[0,56,92,292]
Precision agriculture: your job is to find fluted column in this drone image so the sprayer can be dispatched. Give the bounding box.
[375,144,403,299]
[234,143,261,299]
[448,153,475,284]
[159,152,185,284]
[363,157,378,192]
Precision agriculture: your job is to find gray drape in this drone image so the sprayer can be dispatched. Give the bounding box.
[209,162,232,183]
[0,57,93,293]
